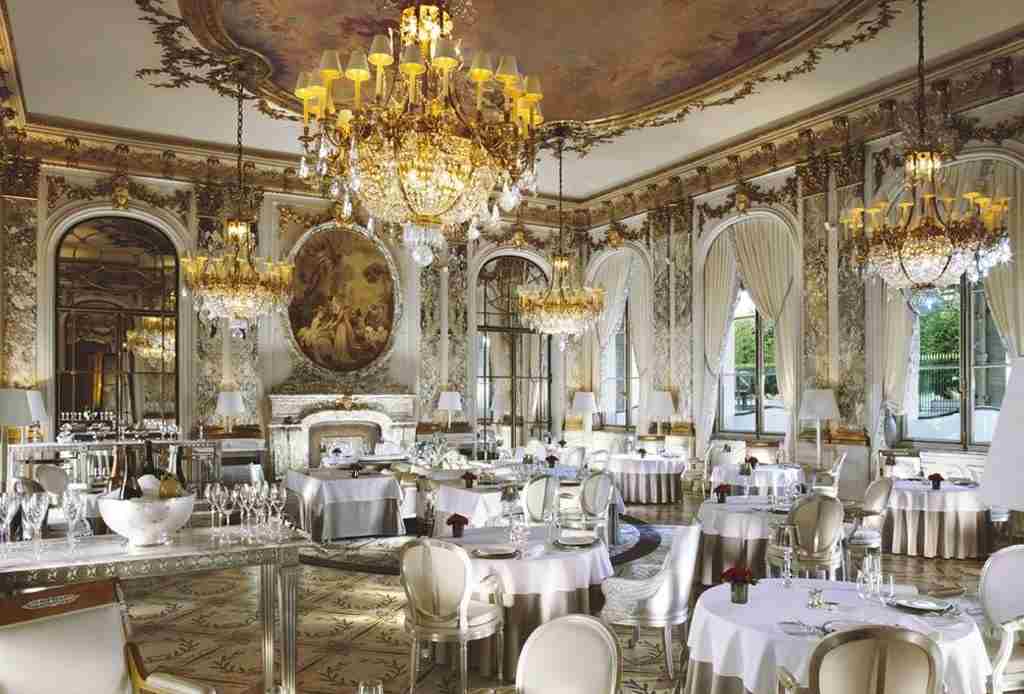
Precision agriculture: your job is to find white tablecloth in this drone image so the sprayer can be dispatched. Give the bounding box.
[434,482,505,532]
[711,463,804,491]
[285,469,404,540]
[607,455,687,475]
[286,469,403,503]
[451,526,613,595]
[687,579,990,694]
[698,496,783,541]
[889,480,987,512]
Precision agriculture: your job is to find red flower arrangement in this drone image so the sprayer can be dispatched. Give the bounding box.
[447,513,470,538]
[350,462,364,478]
[745,455,759,469]
[928,473,944,482]
[637,448,648,459]
[462,471,478,489]
[714,484,730,495]
[721,567,758,586]
[545,454,558,468]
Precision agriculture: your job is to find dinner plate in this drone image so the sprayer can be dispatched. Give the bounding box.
[472,545,518,559]
[778,621,823,637]
[822,620,875,634]
[560,480,582,486]
[556,536,597,548]
[890,597,951,613]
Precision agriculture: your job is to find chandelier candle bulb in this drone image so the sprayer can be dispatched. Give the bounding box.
[319,50,343,111]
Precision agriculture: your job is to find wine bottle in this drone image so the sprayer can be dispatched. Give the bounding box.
[172,446,187,487]
[106,447,123,494]
[141,440,158,477]
[119,457,143,501]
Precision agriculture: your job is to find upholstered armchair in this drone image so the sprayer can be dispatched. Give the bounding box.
[599,524,701,681]
[585,449,610,471]
[811,452,848,497]
[561,445,586,467]
[766,493,845,580]
[0,579,216,693]
[400,539,509,694]
[560,472,614,543]
[980,545,1024,694]
[778,625,943,694]
[521,474,559,523]
[843,478,894,573]
[472,614,620,694]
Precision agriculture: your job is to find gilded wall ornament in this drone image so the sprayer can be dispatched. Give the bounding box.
[46,174,192,222]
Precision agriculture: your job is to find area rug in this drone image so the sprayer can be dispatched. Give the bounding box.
[300,515,662,575]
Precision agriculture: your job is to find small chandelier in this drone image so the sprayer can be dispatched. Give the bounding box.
[517,135,604,351]
[182,74,295,337]
[126,316,175,363]
[293,0,539,264]
[841,0,1011,292]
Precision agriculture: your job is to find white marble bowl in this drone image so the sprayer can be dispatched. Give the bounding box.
[98,494,195,547]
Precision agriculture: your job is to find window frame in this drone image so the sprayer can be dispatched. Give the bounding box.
[899,275,1005,451]
[599,302,639,431]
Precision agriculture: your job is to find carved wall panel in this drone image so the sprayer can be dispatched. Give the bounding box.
[672,206,694,420]
[836,183,867,428]
[418,263,442,419]
[447,247,470,399]
[802,193,829,391]
[1,199,38,387]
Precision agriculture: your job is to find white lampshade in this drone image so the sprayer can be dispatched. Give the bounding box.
[571,391,597,414]
[0,389,35,426]
[648,390,676,420]
[215,391,246,418]
[491,388,510,415]
[26,390,46,424]
[799,388,839,420]
[438,391,463,412]
[982,358,1024,510]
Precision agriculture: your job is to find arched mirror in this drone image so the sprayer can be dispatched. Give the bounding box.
[475,255,551,447]
[55,217,178,433]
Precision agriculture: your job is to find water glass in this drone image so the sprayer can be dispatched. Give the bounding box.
[883,573,896,602]
[856,570,871,600]
[781,547,793,588]
[22,492,50,559]
[0,492,19,557]
[62,490,85,549]
[357,679,384,694]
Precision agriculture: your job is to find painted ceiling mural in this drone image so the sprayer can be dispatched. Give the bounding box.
[219,0,866,123]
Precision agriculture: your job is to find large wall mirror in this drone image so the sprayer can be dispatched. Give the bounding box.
[55,217,179,433]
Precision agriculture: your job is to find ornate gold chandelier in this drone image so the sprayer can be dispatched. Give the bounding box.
[183,76,294,337]
[517,135,604,351]
[841,0,1010,296]
[126,316,175,363]
[293,0,539,266]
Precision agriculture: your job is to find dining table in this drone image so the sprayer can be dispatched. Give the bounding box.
[684,578,990,694]
[696,495,786,585]
[284,468,404,541]
[711,463,805,496]
[449,525,613,676]
[430,481,507,536]
[607,453,686,503]
[883,479,991,559]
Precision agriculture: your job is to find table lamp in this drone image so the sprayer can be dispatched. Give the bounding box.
[571,391,597,436]
[0,389,36,490]
[648,390,676,436]
[215,391,246,434]
[799,388,839,470]
[981,358,1024,512]
[438,390,463,431]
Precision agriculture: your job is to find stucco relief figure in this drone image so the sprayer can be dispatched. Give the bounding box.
[289,227,395,372]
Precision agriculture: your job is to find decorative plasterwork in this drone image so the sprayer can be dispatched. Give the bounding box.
[1,198,38,387]
[696,176,799,234]
[46,174,191,224]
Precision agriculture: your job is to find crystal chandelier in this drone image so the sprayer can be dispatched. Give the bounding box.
[182,75,295,338]
[517,135,604,351]
[126,316,175,363]
[293,1,539,264]
[841,0,1011,292]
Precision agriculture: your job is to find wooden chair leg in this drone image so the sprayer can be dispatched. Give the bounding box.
[628,625,640,649]
[496,628,505,683]
[663,625,675,681]
[408,639,419,694]
[459,641,469,694]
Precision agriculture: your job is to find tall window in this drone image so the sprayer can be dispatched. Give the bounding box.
[903,278,1008,446]
[717,290,784,436]
[600,303,640,427]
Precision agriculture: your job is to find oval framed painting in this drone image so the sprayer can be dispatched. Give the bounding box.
[285,221,401,376]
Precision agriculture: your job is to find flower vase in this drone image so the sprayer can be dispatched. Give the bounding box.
[931,480,941,491]
[452,523,465,538]
[716,492,727,504]
[730,582,749,604]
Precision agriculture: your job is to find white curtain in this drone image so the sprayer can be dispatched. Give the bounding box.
[699,233,740,455]
[489,332,512,420]
[589,252,634,396]
[629,261,656,434]
[733,218,797,446]
[875,287,917,441]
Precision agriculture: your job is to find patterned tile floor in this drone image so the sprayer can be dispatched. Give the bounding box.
[124,495,991,693]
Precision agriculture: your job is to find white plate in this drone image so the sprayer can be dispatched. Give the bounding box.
[892,597,951,613]
[556,536,597,547]
[778,621,822,637]
[472,545,518,559]
[822,620,875,634]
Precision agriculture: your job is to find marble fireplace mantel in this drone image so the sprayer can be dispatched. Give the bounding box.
[267,393,417,477]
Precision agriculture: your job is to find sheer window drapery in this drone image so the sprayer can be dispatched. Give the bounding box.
[699,234,740,455]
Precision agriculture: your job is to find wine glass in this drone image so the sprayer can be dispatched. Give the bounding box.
[357,680,384,694]
[856,570,871,601]
[218,488,235,543]
[22,492,50,560]
[883,573,896,603]
[62,490,85,549]
[0,492,19,558]
[205,483,222,540]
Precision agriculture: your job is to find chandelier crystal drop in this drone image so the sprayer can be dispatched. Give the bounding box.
[125,316,176,364]
[841,0,1011,292]
[182,76,295,337]
[294,1,538,265]
[516,135,604,351]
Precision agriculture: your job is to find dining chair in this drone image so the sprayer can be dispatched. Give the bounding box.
[599,524,701,682]
[399,538,508,694]
[585,449,609,471]
[0,579,217,693]
[34,463,69,497]
[560,472,615,542]
[766,493,845,580]
[778,625,943,694]
[979,545,1024,694]
[514,615,620,694]
[521,474,559,523]
[811,452,848,497]
[843,478,894,573]
[561,445,586,468]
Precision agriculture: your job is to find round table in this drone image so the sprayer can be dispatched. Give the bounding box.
[452,525,613,675]
[884,479,991,559]
[697,496,786,585]
[607,454,685,504]
[684,579,990,694]
[711,463,805,495]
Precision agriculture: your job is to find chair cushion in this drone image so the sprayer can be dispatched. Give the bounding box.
[145,673,219,694]
[410,600,502,630]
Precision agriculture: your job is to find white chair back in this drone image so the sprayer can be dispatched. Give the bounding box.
[789,494,844,558]
[579,472,614,517]
[980,544,1024,628]
[562,446,586,468]
[33,464,69,496]
[515,615,620,694]
[522,475,559,522]
[248,463,265,484]
[635,524,701,623]
[863,478,895,515]
[399,539,474,630]
[585,449,609,470]
[830,452,848,476]
[809,626,943,694]
[0,581,132,694]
